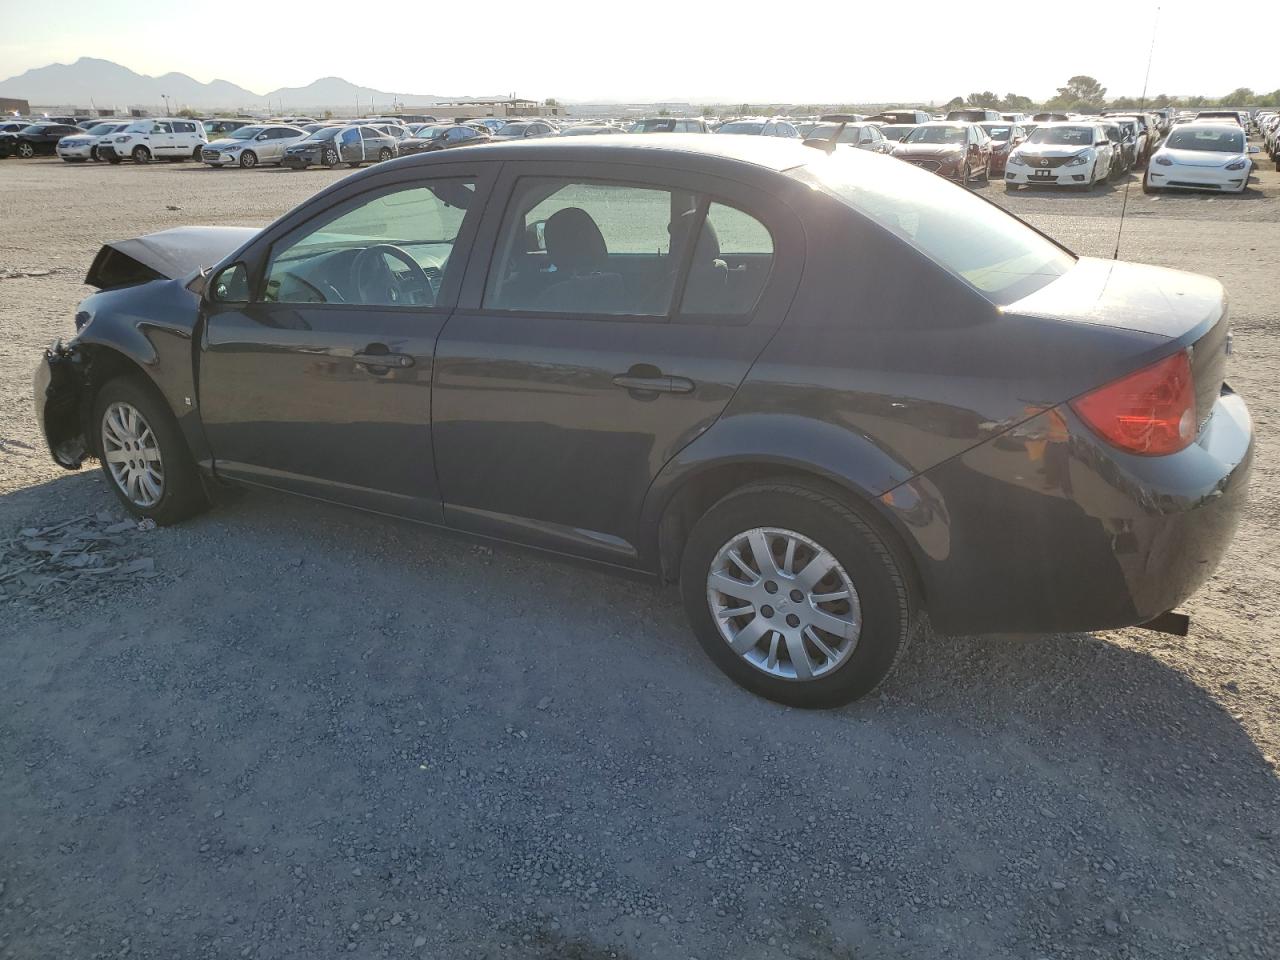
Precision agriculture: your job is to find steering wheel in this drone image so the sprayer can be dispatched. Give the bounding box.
[352,244,433,305]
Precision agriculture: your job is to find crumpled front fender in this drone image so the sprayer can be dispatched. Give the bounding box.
[33,341,90,469]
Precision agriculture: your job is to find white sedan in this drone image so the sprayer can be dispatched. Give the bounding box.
[200,124,308,169]
[1144,123,1255,194]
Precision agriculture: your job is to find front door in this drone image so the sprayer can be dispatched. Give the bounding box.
[432,163,802,565]
[198,172,488,521]
[149,121,176,157]
[338,127,363,164]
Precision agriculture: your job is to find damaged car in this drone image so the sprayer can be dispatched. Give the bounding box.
[34,136,1253,707]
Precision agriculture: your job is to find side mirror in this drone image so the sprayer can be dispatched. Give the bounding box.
[257,133,268,140]
[208,262,250,304]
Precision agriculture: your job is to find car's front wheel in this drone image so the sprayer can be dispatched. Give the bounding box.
[323,147,339,168]
[16,141,34,159]
[239,150,258,169]
[679,482,915,708]
[93,377,207,525]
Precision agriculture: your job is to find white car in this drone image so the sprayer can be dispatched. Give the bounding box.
[55,121,130,162]
[201,123,308,168]
[100,118,207,164]
[1004,122,1114,191]
[1144,123,1255,194]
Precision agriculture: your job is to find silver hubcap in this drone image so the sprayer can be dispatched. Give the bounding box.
[706,527,862,681]
[101,402,164,508]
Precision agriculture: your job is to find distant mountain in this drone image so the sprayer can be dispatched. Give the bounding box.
[0,58,452,111]
[0,58,261,109]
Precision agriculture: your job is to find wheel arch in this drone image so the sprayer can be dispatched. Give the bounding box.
[645,454,927,610]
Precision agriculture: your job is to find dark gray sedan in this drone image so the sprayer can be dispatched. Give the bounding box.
[281,124,398,169]
[33,136,1253,707]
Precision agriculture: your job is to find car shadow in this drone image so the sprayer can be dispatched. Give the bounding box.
[3,473,1277,956]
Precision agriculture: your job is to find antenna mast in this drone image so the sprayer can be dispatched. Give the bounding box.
[1113,6,1161,260]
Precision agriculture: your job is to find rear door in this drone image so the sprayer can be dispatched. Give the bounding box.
[198,165,493,521]
[431,161,803,565]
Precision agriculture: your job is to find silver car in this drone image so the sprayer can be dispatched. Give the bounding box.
[201,124,308,169]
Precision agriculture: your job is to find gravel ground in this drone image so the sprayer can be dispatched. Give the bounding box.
[0,154,1277,960]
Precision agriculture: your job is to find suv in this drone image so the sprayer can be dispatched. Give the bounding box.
[866,109,931,125]
[100,118,207,163]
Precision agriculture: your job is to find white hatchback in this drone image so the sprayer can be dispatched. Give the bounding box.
[1144,123,1254,194]
[100,118,208,164]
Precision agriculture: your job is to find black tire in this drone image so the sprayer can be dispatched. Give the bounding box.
[1142,173,1158,194]
[378,147,393,162]
[323,147,339,168]
[192,145,203,161]
[16,141,34,159]
[90,146,99,161]
[679,481,915,708]
[239,150,258,169]
[959,163,970,187]
[91,376,208,525]
[131,145,150,163]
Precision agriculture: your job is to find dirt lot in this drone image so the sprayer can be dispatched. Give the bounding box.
[1,153,1277,960]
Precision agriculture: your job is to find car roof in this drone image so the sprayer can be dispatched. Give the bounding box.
[391,133,817,172]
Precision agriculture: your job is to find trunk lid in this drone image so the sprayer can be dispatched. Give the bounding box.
[1007,256,1230,422]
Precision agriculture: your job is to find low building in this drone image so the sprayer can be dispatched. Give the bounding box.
[409,98,561,120]
[0,96,31,116]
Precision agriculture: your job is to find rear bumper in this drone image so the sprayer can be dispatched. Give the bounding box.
[889,388,1253,635]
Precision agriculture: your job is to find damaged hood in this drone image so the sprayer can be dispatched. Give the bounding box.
[85,226,260,289]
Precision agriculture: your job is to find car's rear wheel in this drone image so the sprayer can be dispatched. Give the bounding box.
[16,141,34,159]
[131,145,150,163]
[239,150,258,169]
[192,145,203,161]
[93,377,207,525]
[679,482,915,708]
[378,147,393,162]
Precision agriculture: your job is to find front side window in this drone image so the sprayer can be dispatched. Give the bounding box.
[263,179,476,307]
[153,122,173,134]
[174,122,195,133]
[800,153,1074,304]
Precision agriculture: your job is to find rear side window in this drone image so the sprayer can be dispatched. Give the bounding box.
[174,122,196,133]
[484,179,682,316]
[680,203,774,318]
[800,154,1074,304]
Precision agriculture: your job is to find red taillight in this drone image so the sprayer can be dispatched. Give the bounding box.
[1069,351,1196,456]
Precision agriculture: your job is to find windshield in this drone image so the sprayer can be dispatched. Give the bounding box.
[717,121,766,135]
[19,124,49,134]
[807,123,863,144]
[980,124,1012,141]
[1165,127,1245,152]
[633,118,677,132]
[413,125,447,140]
[306,127,342,141]
[86,123,117,136]
[799,152,1073,304]
[228,126,266,140]
[498,123,530,135]
[563,126,610,135]
[1027,126,1093,146]
[905,126,966,144]
[879,125,915,140]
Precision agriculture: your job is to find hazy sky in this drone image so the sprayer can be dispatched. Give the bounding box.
[2,0,1277,103]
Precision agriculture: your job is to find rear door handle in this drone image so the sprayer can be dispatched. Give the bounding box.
[611,374,694,394]
[354,351,414,369]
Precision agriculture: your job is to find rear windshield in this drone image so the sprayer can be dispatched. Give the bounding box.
[1166,127,1244,152]
[798,153,1074,305]
[807,123,861,144]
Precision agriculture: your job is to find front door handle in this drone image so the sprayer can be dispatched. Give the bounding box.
[611,373,694,394]
[354,351,414,369]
